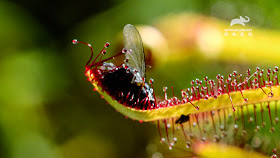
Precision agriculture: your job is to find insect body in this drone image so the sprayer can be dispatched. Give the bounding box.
[74,24,155,110]
[94,67,155,110]
[175,114,190,124]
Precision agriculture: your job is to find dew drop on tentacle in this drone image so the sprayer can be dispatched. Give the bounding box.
[157,120,163,143]
[72,39,78,44]
[185,141,191,148]
[217,110,223,131]
[271,154,277,158]
[163,87,168,101]
[104,42,110,48]
[240,106,246,136]
[163,119,172,149]
[227,92,236,112]
[260,103,266,127]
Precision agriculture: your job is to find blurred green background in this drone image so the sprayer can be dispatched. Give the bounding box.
[1,0,280,158]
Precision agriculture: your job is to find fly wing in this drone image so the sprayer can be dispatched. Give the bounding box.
[123,24,146,78]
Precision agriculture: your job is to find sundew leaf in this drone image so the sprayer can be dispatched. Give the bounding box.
[89,73,280,121]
